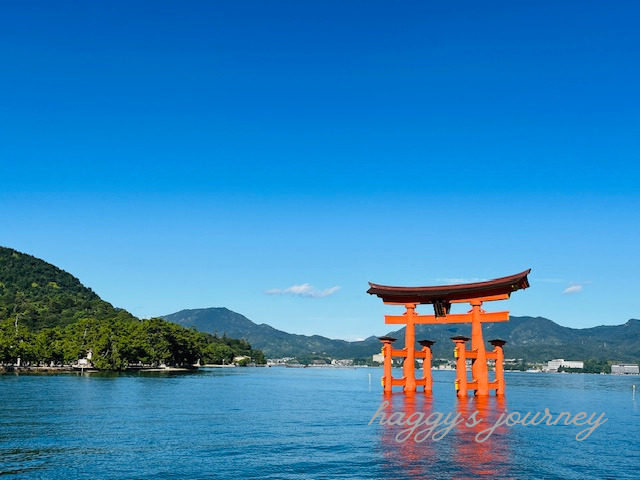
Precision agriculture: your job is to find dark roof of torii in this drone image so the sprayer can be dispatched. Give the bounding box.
[367,269,531,304]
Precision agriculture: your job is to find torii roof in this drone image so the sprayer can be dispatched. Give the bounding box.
[367,269,531,304]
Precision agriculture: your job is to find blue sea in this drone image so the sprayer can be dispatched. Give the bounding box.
[1,368,638,479]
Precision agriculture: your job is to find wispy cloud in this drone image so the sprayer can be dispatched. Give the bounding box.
[436,277,487,285]
[266,283,341,298]
[562,285,584,295]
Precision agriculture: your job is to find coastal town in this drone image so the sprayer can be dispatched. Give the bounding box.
[263,355,639,375]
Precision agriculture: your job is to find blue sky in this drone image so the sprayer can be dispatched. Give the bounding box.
[1,1,639,339]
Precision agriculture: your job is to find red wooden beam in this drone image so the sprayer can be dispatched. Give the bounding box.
[384,311,509,324]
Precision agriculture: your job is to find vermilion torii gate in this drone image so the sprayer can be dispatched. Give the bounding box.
[367,270,530,396]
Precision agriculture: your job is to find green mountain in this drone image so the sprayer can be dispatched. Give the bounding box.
[0,247,265,369]
[0,246,133,330]
[163,307,640,363]
[163,308,353,357]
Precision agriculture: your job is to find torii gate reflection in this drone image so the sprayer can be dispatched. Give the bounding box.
[377,393,513,479]
[368,270,531,396]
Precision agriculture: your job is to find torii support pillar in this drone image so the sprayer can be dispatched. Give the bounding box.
[403,304,417,393]
[452,336,470,397]
[490,339,507,395]
[378,336,396,393]
[470,300,489,396]
[418,340,435,393]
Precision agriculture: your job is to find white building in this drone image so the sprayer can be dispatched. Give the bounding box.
[331,359,354,366]
[372,353,384,364]
[611,364,639,375]
[544,359,584,372]
[266,357,295,365]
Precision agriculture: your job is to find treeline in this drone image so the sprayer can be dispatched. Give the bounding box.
[558,359,612,374]
[0,315,265,370]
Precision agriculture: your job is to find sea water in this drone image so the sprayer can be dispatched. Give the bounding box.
[1,368,638,479]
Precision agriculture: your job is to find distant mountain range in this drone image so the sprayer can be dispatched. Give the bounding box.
[163,307,640,363]
[162,308,357,358]
[4,244,636,365]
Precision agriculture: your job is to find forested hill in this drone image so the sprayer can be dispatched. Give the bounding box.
[0,246,265,369]
[0,246,132,330]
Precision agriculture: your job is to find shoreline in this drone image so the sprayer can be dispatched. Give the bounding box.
[0,365,199,374]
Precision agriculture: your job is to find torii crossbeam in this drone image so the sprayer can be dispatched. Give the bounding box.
[367,269,531,396]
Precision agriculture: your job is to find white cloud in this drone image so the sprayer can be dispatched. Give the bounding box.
[562,285,583,295]
[266,283,341,298]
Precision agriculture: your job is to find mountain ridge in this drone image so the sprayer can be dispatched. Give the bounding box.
[163,307,640,362]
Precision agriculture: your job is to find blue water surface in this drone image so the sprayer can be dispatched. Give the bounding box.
[1,368,638,479]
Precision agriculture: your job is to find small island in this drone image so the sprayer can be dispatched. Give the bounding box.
[0,247,265,372]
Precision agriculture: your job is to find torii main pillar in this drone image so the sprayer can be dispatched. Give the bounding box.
[368,270,530,395]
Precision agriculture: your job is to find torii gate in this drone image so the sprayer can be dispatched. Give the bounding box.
[367,270,530,396]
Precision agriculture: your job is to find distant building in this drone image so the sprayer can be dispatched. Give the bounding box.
[544,359,584,372]
[76,350,94,369]
[435,363,455,371]
[434,359,456,370]
[266,357,295,365]
[372,353,384,364]
[611,364,639,375]
[331,359,354,366]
